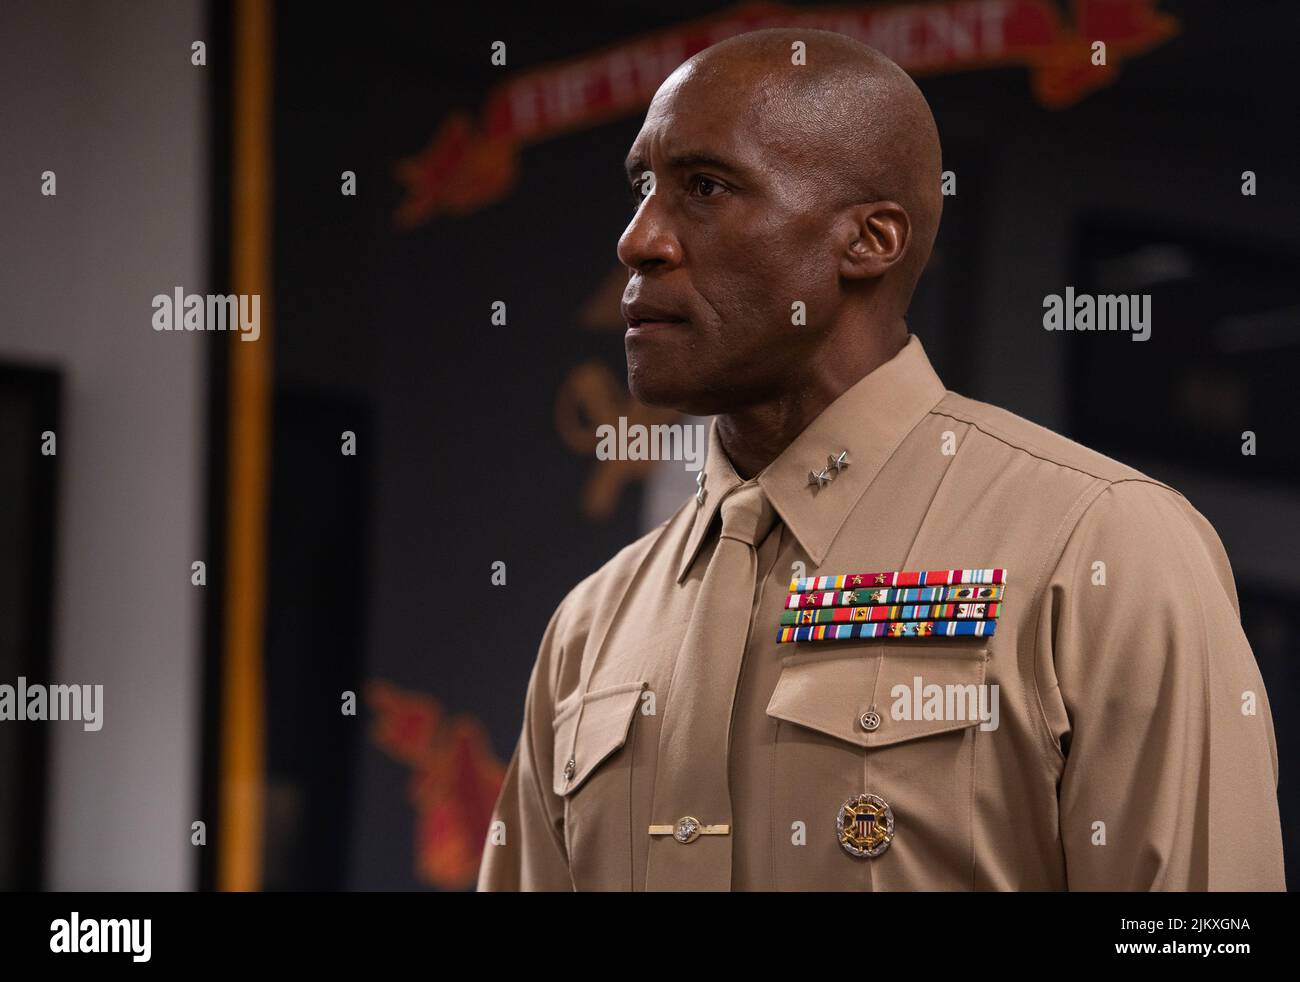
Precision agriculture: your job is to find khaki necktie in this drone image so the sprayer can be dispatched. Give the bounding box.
[645,480,779,891]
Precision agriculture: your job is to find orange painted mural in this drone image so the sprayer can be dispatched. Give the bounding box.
[368,681,506,889]
[395,0,1179,226]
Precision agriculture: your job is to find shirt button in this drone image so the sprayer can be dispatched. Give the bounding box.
[859,710,881,732]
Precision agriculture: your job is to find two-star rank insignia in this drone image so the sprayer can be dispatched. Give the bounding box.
[777,568,1006,643]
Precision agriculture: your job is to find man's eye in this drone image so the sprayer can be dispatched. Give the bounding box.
[689,175,723,198]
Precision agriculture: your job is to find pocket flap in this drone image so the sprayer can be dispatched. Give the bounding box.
[552,681,647,796]
[766,643,990,748]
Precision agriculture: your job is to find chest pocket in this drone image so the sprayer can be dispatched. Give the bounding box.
[765,641,990,890]
[551,680,646,796]
[551,680,647,890]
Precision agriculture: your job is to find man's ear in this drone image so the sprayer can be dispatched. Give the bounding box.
[838,201,911,280]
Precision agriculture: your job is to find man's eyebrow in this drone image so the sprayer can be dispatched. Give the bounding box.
[623,151,749,181]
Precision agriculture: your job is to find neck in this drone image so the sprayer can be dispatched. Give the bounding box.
[715,322,908,479]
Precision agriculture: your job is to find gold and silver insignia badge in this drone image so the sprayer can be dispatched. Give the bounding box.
[837,792,895,858]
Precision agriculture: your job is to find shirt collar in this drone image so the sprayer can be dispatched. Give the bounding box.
[675,332,947,583]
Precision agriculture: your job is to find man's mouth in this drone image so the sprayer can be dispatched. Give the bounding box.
[625,317,687,331]
[622,301,689,333]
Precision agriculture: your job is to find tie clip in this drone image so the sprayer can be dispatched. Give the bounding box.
[649,816,730,843]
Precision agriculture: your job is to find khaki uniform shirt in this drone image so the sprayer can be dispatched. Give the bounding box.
[478,333,1285,891]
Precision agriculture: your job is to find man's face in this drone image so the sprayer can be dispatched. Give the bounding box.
[618,67,838,415]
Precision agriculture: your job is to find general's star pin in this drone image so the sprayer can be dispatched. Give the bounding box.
[807,467,832,489]
[838,792,894,858]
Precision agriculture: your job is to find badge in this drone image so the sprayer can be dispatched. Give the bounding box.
[837,792,895,858]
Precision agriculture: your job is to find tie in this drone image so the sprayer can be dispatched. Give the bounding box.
[645,480,779,890]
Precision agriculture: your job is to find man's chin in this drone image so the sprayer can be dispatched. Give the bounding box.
[627,368,710,415]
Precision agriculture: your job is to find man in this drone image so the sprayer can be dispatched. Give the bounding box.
[477,28,1285,890]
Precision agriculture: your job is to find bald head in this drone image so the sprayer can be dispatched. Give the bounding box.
[618,28,944,420]
[675,29,943,305]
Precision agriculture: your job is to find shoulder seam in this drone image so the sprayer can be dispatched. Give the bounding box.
[1026,477,1194,769]
[930,404,1182,495]
[1025,480,1110,767]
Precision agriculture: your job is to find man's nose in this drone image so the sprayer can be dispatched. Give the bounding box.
[617,193,683,272]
